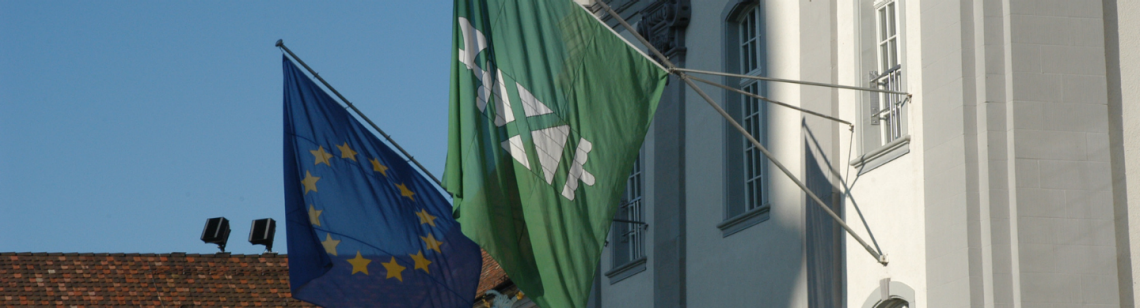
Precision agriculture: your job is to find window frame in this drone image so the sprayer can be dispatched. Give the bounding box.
[851,0,910,174]
[873,0,903,144]
[718,0,771,237]
[875,0,900,74]
[605,149,646,284]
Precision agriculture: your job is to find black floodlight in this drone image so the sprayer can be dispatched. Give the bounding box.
[248,218,277,252]
[200,217,231,252]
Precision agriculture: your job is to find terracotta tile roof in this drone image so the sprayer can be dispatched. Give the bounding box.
[0,252,313,307]
[1,251,511,307]
[475,250,509,296]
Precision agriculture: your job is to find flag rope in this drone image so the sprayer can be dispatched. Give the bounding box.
[595,1,889,265]
[276,40,444,187]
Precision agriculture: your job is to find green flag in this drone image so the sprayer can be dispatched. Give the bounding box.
[444,0,667,307]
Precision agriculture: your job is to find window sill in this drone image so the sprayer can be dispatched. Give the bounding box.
[849,135,910,175]
[605,257,646,284]
[717,204,770,237]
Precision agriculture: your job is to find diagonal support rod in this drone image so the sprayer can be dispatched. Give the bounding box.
[674,67,911,96]
[277,39,444,187]
[687,74,854,129]
[595,1,888,265]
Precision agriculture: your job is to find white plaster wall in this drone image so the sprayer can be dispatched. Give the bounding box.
[915,0,979,306]
[1119,0,1140,305]
[1004,0,1120,306]
[836,0,928,306]
[682,0,811,307]
[589,1,1137,307]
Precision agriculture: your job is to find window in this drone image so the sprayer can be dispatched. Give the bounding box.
[875,299,910,308]
[876,0,899,75]
[872,0,903,145]
[613,155,645,266]
[719,1,770,237]
[853,0,909,173]
[739,6,767,213]
[605,152,646,283]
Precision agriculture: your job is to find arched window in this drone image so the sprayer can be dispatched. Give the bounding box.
[719,0,770,237]
[861,281,915,308]
[876,298,910,308]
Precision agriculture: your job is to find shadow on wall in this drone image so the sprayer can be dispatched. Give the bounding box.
[803,120,846,308]
[709,119,848,308]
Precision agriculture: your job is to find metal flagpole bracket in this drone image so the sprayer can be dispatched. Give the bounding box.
[595,1,888,266]
[612,219,649,228]
[276,40,445,187]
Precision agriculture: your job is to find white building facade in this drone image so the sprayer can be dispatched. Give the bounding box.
[572,0,1140,307]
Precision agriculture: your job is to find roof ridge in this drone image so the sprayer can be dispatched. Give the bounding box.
[0,252,286,257]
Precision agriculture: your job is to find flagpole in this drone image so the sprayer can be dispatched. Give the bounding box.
[276,39,444,187]
[594,1,888,265]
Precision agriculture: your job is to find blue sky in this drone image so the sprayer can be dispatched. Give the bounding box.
[0,1,455,254]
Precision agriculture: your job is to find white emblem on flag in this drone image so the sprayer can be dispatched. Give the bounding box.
[457,18,487,72]
[532,125,570,184]
[493,70,515,126]
[562,138,595,200]
[517,83,553,116]
[501,135,530,169]
[458,17,596,200]
[459,17,508,124]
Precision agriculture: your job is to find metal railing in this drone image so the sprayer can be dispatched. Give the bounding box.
[614,198,646,264]
[869,65,907,144]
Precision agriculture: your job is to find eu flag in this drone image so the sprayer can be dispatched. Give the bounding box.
[282,55,482,308]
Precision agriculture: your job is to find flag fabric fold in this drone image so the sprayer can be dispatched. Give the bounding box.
[444,1,668,307]
[283,56,482,308]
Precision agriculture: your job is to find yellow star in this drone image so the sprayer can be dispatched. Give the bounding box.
[310,146,333,166]
[370,158,389,176]
[410,250,431,274]
[300,171,320,195]
[415,209,437,227]
[397,183,415,201]
[336,142,358,161]
[321,233,340,256]
[381,257,406,282]
[420,233,443,254]
[347,251,371,275]
[308,205,322,226]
